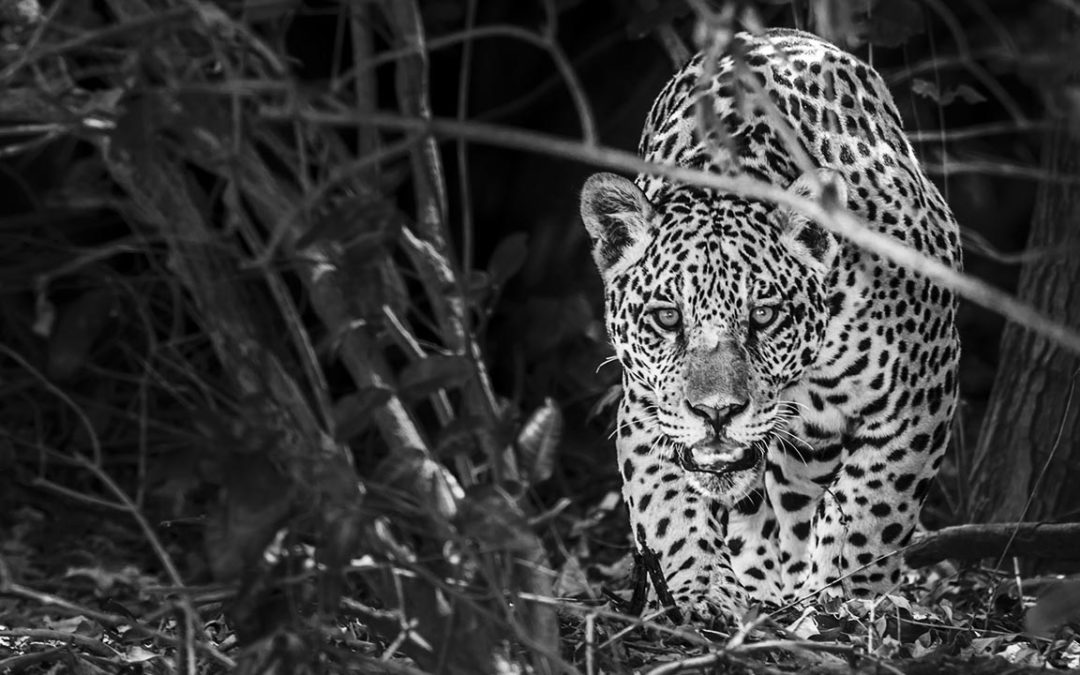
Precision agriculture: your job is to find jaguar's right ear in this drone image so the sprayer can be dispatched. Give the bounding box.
[580,172,654,276]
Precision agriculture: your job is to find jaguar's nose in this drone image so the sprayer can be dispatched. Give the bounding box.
[686,399,748,435]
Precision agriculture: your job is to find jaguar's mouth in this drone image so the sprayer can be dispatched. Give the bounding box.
[676,439,763,475]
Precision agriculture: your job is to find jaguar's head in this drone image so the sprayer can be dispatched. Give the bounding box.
[581,170,845,499]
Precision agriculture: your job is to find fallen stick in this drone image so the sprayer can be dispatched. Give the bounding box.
[905,522,1080,568]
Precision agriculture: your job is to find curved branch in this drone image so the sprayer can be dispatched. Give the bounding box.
[336,23,597,145]
[258,108,1080,356]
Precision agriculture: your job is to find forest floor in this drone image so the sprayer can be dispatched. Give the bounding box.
[2,492,1079,674]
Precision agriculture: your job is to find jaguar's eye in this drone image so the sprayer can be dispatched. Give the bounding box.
[651,308,682,331]
[750,305,779,329]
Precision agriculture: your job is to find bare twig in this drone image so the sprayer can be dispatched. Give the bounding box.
[887,48,1059,87]
[919,0,1026,123]
[0,344,103,465]
[31,477,129,511]
[0,649,68,672]
[923,159,1080,183]
[335,24,596,144]
[513,592,716,648]
[646,639,904,675]
[246,134,422,269]
[963,229,1074,265]
[70,453,205,673]
[644,650,779,675]
[71,454,184,586]
[476,33,622,124]
[907,120,1053,143]
[0,628,115,658]
[383,305,454,426]
[0,6,192,82]
[584,613,596,675]
[457,0,478,277]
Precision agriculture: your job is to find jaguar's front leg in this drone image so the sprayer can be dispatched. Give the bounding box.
[801,416,951,599]
[616,413,749,623]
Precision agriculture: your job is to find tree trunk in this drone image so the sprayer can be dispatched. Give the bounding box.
[969,120,1080,523]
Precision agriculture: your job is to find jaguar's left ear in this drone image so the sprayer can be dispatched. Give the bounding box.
[778,169,848,271]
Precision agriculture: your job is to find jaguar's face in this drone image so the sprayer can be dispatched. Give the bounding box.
[582,174,840,497]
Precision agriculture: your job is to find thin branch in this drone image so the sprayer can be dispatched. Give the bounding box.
[31,477,129,512]
[245,134,423,275]
[0,649,67,672]
[646,639,905,675]
[0,629,115,658]
[923,159,1080,183]
[258,108,1080,356]
[457,0,478,277]
[383,305,454,426]
[919,0,1026,123]
[887,48,1058,86]
[962,229,1075,266]
[0,122,68,136]
[0,6,193,82]
[907,120,1053,143]
[334,23,596,144]
[70,451,209,669]
[475,32,621,124]
[0,344,103,465]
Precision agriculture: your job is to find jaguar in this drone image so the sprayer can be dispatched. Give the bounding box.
[580,27,960,620]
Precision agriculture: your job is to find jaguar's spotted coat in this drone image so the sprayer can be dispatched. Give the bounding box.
[580,28,960,619]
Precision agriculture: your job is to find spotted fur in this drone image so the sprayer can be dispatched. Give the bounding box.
[579,28,960,619]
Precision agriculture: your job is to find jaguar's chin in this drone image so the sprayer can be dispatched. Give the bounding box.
[676,440,765,502]
[685,462,764,503]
